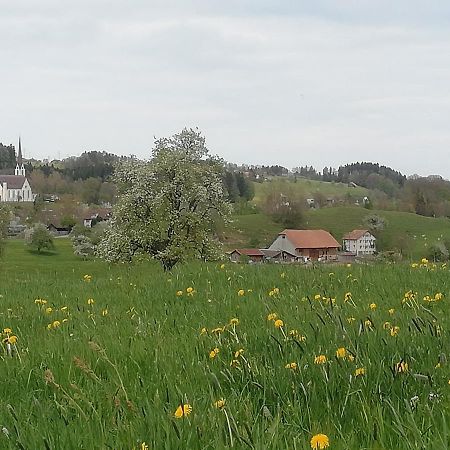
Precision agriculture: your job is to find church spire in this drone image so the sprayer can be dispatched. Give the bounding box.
[15,137,26,176]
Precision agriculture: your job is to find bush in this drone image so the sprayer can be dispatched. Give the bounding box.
[72,235,95,259]
[25,224,54,253]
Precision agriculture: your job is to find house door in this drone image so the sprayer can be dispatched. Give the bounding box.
[310,249,319,260]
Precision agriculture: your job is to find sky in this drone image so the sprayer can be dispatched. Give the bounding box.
[1,1,450,177]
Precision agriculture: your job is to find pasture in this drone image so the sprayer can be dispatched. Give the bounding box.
[0,239,449,449]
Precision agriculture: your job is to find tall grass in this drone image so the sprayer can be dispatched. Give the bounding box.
[0,240,449,449]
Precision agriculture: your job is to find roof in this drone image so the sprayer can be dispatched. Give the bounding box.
[231,248,264,256]
[260,249,281,257]
[0,175,27,189]
[279,229,340,249]
[342,229,372,240]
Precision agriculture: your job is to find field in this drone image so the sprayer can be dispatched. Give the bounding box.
[1,239,450,449]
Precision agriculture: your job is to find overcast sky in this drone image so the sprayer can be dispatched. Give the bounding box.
[1,1,450,177]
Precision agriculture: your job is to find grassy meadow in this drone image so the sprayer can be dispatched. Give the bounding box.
[0,239,449,449]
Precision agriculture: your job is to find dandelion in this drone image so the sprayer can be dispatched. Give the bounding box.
[369,303,377,311]
[310,433,330,449]
[355,367,365,377]
[200,327,207,335]
[434,292,444,301]
[140,443,149,450]
[83,274,92,282]
[395,361,409,373]
[364,319,373,329]
[274,319,284,328]
[267,313,277,321]
[421,258,428,265]
[280,272,286,278]
[45,307,53,314]
[234,348,244,358]
[60,306,68,312]
[3,328,12,335]
[390,326,400,337]
[174,403,192,419]
[209,348,220,359]
[176,290,183,297]
[220,264,225,270]
[5,335,18,345]
[344,292,352,302]
[52,320,61,329]
[347,317,356,323]
[336,347,346,359]
[87,298,94,305]
[186,287,194,295]
[101,309,108,316]
[211,326,225,334]
[285,362,297,370]
[237,289,245,296]
[214,398,226,409]
[314,294,321,301]
[388,308,395,315]
[314,355,327,365]
[230,359,240,368]
[383,321,391,330]
[229,318,239,326]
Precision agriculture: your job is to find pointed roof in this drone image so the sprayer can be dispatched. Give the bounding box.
[342,229,372,240]
[230,248,264,256]
[0,175,27,189]
[278,229,340,249]
[17,137,23,165]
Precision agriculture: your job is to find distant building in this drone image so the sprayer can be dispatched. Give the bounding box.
[342,229,376,255]
[229,248,264,263]
[268,229,340,261]
[0,138,35,202]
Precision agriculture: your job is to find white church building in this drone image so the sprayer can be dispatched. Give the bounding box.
[0,138,35,202]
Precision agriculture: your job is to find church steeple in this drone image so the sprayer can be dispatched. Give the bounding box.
[15,137,26,176]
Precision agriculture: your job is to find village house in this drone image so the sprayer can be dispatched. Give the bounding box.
[268,229,340,261]
[229,248,265,263]
[0,138,35,203]
[342,229,376,255]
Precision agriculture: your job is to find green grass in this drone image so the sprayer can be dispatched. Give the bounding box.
[0,239,449,449]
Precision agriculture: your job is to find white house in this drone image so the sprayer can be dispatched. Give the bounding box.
[0,138,35,203]
[342,229,376,255]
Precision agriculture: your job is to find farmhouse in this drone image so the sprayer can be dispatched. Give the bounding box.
[229,248,265,263]
[268,229,340,261]
[0,139,35,203]
[342,229,376,255]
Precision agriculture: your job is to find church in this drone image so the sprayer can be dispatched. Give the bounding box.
[0,138,35,202]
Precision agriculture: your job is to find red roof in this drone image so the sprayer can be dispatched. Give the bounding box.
[342,229,370,240]
[231,248,264,256]
[279,229,340,249]
[0,175,26,189]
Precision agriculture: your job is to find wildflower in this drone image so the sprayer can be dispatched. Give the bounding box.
[186,287,194,295]
[280,272,286,278]
[47,323,53,330]
[200,327,207,335]
[273,287,279,295]
[369,303,377,311]
[230,359,240,368]
[34,298,47,305]
[3,328,12,335]
[336,347,346,359]
[314,355,327,365]
[355,367,365,377]
[214,398,226,409]
[237,289,245,296]
[344,292,352,302]
[220,263,225,269]
[140,443,149,450]
[347,354,355,362]
[434,292,444,301]
[176,290,183,297]
[395,361,409,373]
[347,317,356,323]
[411,263,418,268]
[388,308,395,315]
[60,306,68,312]
[383,321,391,330]
[52,320,61,329]
[314,294,321,301]
[5,335,18,345]
[211,326,225,334]
[101,309,108,316]
[421,258,428,265]
[285,362,297,370]
[45,307,53,314]
[274,319,284,328]
[174,403,192,419]
[310,433,330,449]
[83,274,92,282]
[87,298,94,305]
[234,348,244,358]
[364,319,373,329]
[267,313,277,321]
[209,348,220,359]
[390,326,400,337]
[229,318,239,326]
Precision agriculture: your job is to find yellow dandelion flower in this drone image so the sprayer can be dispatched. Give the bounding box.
[214,398,226,409]
[364,319,373,329]
[314,294,322,301]
[336,347,346,359]
[174,403,192,419]
[211,326,225,334]
[273,287,280,295]
[314,355,327,365]
[140,443,149,450]
[47,323,53,330]
[395,361,409,373]
[229,318,239,325]
[176,290,183,297]
[101,309,108,316]
[434,292,444,301]
[388,308,395,315]
[200,327,207,335]
[87,298,94,305]
[421,258,428,265]
[52,320,61,329]
[83,274,92,282]
[220,263,225,269]
[344,292,352,302]
[6,335,18,344]
[209,347,220,359]
[383,321,391,330]
[274,319,284,328]
[45,307,53,314]
[267,313,277,321]
[347,354,355,362]
[3,328,12,335]
[369,303,377,311]
[237,289,245,296]
[390,326,400,337]
[347,317,356,323]
[230,359,240,368]
[234,348,244,358]
[186,287,195,295]
[355,367,365,377]
[310,433,330,449]
[280,272,286,278]
[285,362,297,370]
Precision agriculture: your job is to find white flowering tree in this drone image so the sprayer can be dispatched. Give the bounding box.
[97,128,231,270]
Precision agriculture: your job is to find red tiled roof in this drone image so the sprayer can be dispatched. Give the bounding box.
[232,248,264,256]
[0,175,26,189]
[342,229,370,240]
[279,229,340,249]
